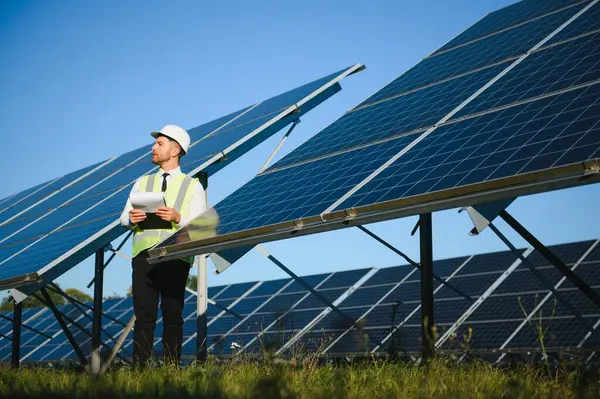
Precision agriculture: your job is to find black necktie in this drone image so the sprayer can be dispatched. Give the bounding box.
[161,173,169,192]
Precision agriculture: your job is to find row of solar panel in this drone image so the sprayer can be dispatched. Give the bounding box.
[158,2,600,250]
[0,238,597,363]
[0,66,353,283]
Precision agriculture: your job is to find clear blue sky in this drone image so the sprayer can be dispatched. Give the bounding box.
[1,0,599,300]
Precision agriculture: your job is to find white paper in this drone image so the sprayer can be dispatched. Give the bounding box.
[130,192,165,213]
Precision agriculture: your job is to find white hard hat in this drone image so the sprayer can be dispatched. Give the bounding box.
[151,125,191,155]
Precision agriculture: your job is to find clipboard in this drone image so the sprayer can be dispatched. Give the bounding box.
[130,192,172,230]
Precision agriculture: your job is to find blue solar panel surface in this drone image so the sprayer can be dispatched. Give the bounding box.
[270,63,509,169]
[0,160,107,237]
[356,4,585,108]
[336,83,600,210]
[0,66,357,285]
[172,136,414,238]
[434,0,584,55]
[155,2,600,254]
[456,31,600,117]
[0,182,55,219]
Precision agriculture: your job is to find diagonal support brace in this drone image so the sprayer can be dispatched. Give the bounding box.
[38,289,88,366]
[185,287,243,320]
[259,119,301,173]
[357,225,473,302]
[488,222,595,332]
[500,210,600,309]
[0,313,52,339]
[49,283,127,328]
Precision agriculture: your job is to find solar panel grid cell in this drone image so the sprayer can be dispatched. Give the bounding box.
[436,273,503,298]
[248,279,291,297]
[336,284,397,308]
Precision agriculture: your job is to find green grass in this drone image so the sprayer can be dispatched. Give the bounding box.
[0,359,599,398]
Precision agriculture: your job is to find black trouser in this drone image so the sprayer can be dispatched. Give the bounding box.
[132,249,190,366]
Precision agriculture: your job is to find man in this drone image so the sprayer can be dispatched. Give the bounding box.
[120,124,206,367]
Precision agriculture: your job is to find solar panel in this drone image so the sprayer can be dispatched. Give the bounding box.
[438,240,599,354]
[434,0,583,55]
[149,0,600,261]
[2,238,598,364]
[0,64,363,295]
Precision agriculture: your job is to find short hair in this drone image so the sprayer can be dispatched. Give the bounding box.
[158,134,184,159]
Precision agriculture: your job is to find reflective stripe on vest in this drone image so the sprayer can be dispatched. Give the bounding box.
[132,172,196,263]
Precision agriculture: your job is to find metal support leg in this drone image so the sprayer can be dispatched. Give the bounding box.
[11,301,21,369]
[87,232,133,289]
[197,171,209,362]
[420,213,435,360]
[259,119,300,173]
[39,289,88,366]
[500,210,600,309]
[357,225,473,302]
[91,249,104,374]
[100,315,136,374]
[488,222,594,332]
[196,255,208,362]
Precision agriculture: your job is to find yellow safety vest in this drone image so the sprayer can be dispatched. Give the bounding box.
[132,172,197,264]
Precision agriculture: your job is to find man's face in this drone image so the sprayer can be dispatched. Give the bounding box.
[151,136,179,165]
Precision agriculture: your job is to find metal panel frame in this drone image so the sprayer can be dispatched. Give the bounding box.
[150,156,600,261]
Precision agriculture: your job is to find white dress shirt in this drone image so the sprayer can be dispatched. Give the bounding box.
[119,166,207,230]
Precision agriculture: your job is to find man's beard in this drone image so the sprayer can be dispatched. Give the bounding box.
[151,154,165,165]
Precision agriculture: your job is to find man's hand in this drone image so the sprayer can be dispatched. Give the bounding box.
[156,207,181,223]
[129,209,146,224]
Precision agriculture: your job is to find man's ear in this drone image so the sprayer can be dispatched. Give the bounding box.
[171,144,181,159]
